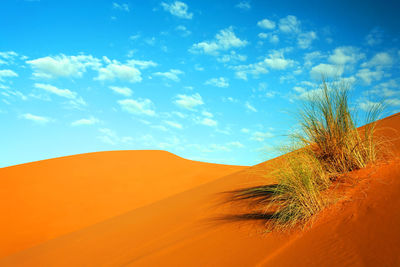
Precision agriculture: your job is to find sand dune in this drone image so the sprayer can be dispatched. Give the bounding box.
[1,113,399,266]
[0,150,245,258]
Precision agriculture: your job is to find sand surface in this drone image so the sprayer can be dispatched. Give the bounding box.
[0,151,245,258]
[1,113,399,266]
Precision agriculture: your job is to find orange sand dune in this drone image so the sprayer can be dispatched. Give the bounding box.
[1,113,400,266]
[0,150,245,258]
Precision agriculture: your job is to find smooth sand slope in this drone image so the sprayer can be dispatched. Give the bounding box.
[1,113,400,266]
[0,151,245,258]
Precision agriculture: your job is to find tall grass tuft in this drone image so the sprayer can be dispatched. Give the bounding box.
[269,150,330,230]
[228,79,382,231]
[294,79,381,176]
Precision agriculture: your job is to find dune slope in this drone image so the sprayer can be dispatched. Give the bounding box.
[1,113,399,266]
[263,159,400,266]
[0,163,287,266]
[0,150,245,258]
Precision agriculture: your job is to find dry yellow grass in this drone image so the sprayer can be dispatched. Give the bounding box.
[230,79,381,230]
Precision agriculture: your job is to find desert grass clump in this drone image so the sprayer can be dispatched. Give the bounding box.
[267,150,330,230]
[294,79,381,176]
[227,79,381,231]
[227,148,331,231]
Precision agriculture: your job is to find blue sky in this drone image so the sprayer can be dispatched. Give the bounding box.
[1,0,399,167]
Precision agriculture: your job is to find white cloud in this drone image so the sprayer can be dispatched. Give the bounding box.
[151,125,168,131]
[310,63,344,79]
[234,62,268,80]
[0,51,18,60]
[174,93,204,110]
[386,98,400,106]
[175,25,191,36]
[297,31,317,49]
[20,113,50,124]
[365,27,383,46]
[172,111,186,118]
[356,68,383,85]
[209,144,230,152]
[188,141,244,154]
[161,1,193,19]
[67,97,87,109]
[293,87,325,101]
[109,86,133,97]
[141,37,155,46]
[258,32,279,44]
[269,35,279,44]
[202,111,213,117]
[205,77,229,88]
[235,1,251,10]
[0,51,18,65]
[277,15,317,48]
[251,131,274,142]
[194,65,204,72]
[71,116,99,126]
[98,128,118,145]
[258,33,279,44]
[98,128,133,145]
[27,54,101,79]
[279,15,301,33]
[367,80,400,97]
[222,96,238,103]
[126,59,157,69]
[96,60,142,83]
[340,76,356,85]
[264,50,295,69]
[265,90,278,98]
[328,46,364,66]
[359,100,381,111]
[304,51,324,67]
[361,52,394,68]
[153,69,183,82]
[245,101,257,112]
[228,141,244,148]
[33,83,85,108]
[165,120,183,129]
[241,128,250,133]
[292,80,357,102]
[293,86,306,93]
[0,69,18,81]
[291,80,352,101]
[189,26,248,55]
[258,33,268,39]
[118,98,156,116]
[257,19,276,29]
[233,50,294,80]
[112,2,129,11]
[217,51,247,63]
[129,34,140,41]
[1,89,27,100]
[199,117,217,127]
[34,83,77,99]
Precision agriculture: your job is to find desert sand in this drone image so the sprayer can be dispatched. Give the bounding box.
[0,113,399,266]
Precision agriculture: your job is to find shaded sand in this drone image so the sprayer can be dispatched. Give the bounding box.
[0,150,245,258]
[1,113,399,266]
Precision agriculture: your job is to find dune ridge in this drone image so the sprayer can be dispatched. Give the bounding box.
[1,113,399,266]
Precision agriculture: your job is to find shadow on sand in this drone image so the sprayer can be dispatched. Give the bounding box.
[211,184,279,224]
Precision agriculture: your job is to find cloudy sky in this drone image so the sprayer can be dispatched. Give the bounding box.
[1,0,399,167]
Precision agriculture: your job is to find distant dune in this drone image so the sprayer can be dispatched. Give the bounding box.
[0,150,245,258]
[1,113,399,266]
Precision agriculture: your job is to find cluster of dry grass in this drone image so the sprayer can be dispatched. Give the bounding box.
[231,79,382,231]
